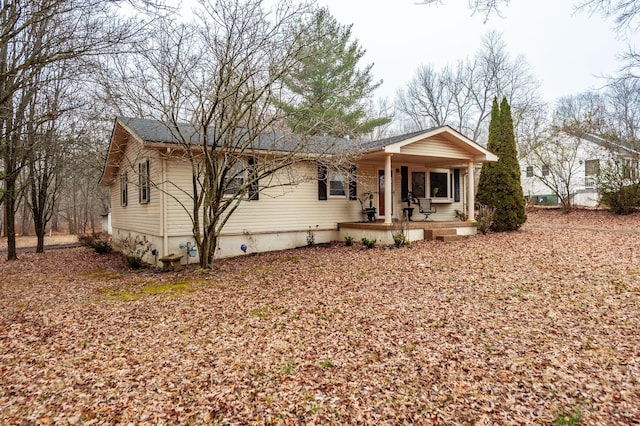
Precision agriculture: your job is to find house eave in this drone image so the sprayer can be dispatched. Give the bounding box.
[98,118,131,186]
[361,126,497,164]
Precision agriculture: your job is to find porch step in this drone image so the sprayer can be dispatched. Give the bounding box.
[424,228,457,240]
[435,234,464,242]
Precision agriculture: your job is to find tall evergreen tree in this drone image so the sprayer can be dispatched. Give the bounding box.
[476,98,502,204]
[277,8,390,137]
[476,97,526,231]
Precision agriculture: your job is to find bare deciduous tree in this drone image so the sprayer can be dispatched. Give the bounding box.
[576,0,640,31]
[362,97,395,142]
[100,0,360,268]
[0,0,157,260]
[606,78,640,142]
[416,0,510,22]
[554,82,639,146]
[525,129,586,213]
[419,0,640,30]
[528,84,640,213]
[397,31,544,145]
[24,61,78,252]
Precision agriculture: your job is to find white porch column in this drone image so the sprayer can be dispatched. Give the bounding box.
[467,161,475,221]
[384,154,393,224]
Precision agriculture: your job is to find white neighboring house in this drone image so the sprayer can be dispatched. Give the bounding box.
[521,133,639,208]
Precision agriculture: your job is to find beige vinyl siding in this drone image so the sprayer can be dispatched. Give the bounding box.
[158,153,467,241]
[400,136,473,159]
[110,139,162,237]
[165,156,198,236]
[222,162,360,234]
[235,162,360,232]
[164,160,364,238]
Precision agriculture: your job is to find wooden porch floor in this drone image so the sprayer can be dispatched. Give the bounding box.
[337,219,477,242]
[337,220,476,231]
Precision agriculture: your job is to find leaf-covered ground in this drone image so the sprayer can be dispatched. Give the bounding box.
[1,209,639,424]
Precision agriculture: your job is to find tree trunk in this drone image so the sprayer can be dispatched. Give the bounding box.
[197,231,216,269]
[89,205,95,233]
[35,226,45,253]
[51,208,59,233]
[4,175,18,260]
[32,185,46,253]
[21,198,30,236]
[68,206,76,234]
[1,208,5,237]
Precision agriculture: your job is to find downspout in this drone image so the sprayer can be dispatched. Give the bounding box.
[162,154,169,256]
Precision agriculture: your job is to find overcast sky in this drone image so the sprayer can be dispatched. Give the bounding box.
[316,0,636,105]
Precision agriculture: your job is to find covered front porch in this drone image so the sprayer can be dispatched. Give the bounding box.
[338,219,478,245]
[353,126,498,226]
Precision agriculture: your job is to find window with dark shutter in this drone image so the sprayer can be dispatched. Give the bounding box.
[318,163,327,200]
[348,164,357,200]
[411,172,425,198]
[223,160,245,197]
[328,171,346,197]
[248,157,259,201]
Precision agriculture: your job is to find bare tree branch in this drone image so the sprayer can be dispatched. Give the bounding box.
[576,0,640,32]
[416,0,510,23]
[99,0,360,268]
[396,31,544,146]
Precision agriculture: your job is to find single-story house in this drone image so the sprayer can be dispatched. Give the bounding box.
[521,133,639,207]
[99,117,497,264]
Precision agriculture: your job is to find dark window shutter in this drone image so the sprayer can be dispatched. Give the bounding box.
[348,164,357,200]
[318,163,327,200]
[146,159,150,202]
[138,163,142,203]
[454,168,460,202]
[401,166,409,201]
[248,157,259,200]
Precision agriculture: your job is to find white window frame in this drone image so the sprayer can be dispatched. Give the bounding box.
[541,165,550,176]
[584,159,599,176]
[139,160,150,204]
[223,159,246,197]
[428,169,452,202]
[584,159,599,188]
[328,170,346,198]
[526,166,534,178]
[120,172,128,207]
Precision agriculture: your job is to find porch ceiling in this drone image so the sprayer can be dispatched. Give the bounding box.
[360,151,471,168]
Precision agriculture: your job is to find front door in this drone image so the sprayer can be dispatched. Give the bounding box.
[378,170,392,216]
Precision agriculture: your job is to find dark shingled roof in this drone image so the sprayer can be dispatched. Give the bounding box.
[361,128,439,150]
[581,133,640,156]
[119,117,198,144]
[117,116,357,155]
